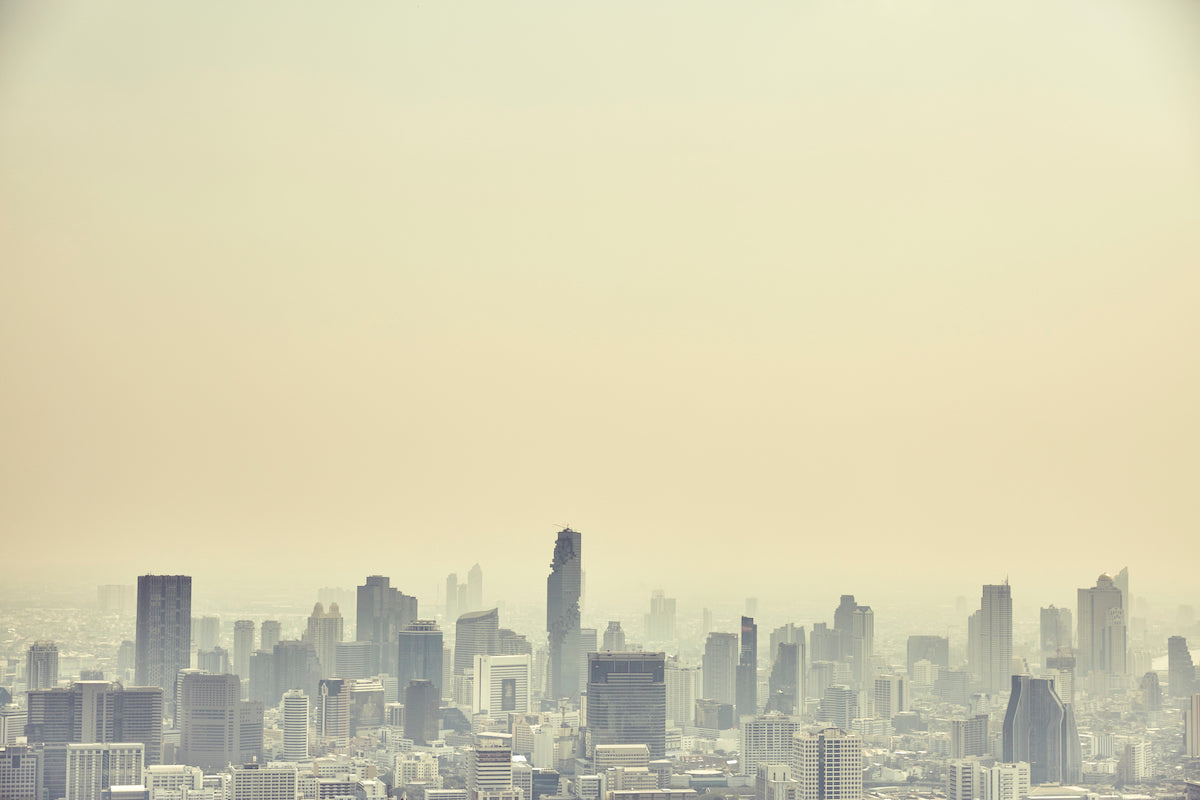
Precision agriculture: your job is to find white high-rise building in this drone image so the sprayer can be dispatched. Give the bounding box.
[234,621,255,684]
[307,604,344,680]
[873,675,907,719]
[143,765,204,800]
[280,691,309,762]
[468,735,515,800]
[980,584,1013,695]
[740,716,804,777]
[792,728,862,800]
[665,662,699,728]
[229,764,298,800]
[473,655,532,715]
[947,759,1029,800]
[64,743,145,800]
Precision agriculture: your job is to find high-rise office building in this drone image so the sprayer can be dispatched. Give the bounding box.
[64,742,143,800]
[1168,637,1195,698]
[467,564,484,614]
[271,641,321,709]
[229,763,298,800]
[25,681,164,765]
[317,679,350,745]
[602,622,626,652]
[950,715,989,758]
[468,734,513,800]
[703,633,739,705]
[403,680,440,746]
[280,690,309,762]
[1114,567,1131,621]
[586,652,666,757]
[645,591,676,643]
[738,617,759,718]
[334,641,377,680]
[1185,694,1200,759]
[850,607,874,689]
[1045,654,1076,705]
[259,621,282,654]
[357,576,418,678]
[1139,672,1161,712]
[306,604,343,679]
[792,728,863,800]
[947,759,1030,800]
[398,621,444,697]
[977,584,1013,695]
[455,609,500,674]
[665,659,699,728]
[193,617,220,653]
[445,573,459,624]
[178,673,263,771]
[197,647,231,675]
[0,744,41,800]
[1001,675,1081,784]
[233,621,255,683]
[473,654,532,715]
[135,575,192,708]
[873,675,907,719]
[1077,574,1126,677]
[1039,607,1072,657]
[499,629,532,657]
[816,686,858,731]
[767,642,804,716]
[547,528,583,702]
[906,636,949,678]
[739,715,803,777]
[26,642,59,690]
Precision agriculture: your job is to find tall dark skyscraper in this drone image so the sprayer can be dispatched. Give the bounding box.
[356,575,418,677]
[586,652,666,757]
[135,575,192,708]
[1002,674,1081,784]
[1168,636,1195,698]
[737,616,757,718]
[398,621,444,697]
[546,528,582,701]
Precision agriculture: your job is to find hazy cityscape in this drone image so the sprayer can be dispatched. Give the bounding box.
[2,4,1199,800]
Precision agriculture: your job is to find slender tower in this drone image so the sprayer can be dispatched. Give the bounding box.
[135,575,192,713]
[547,528,583,701]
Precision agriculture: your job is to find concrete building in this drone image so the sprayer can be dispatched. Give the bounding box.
[1039,608,1072,658]
[135,575,192,710]
[1077,575,1126,677]
[280,690,309,762]
[27,642,60,690]
[473,654,532,714]
[228,763,298,800]
[468,734,514,800]
[260,622,282,654]
[906,636,949,677]
[602,623,626,653]
[178,673,263,771]
[872,675,907,719]
[816,686,857,731]
[234,622,255,684]
[1169,637,1195,698]
[950,715,989,758]
[317,680,350,746]
[738,617,758,718]
[306,605,343,680]
[978,584,1013,695]
[792,728,862,800]
[456,610,501,675]
[702,633,738,706]
[665,661,699,728]
[547,528,583,702]
[1186,694,1200,759]
[645,592,676,643]
[357,576,418,678]
[404,680,440,746]
[586,652,666,758]
[0,745,41,800]
[1001,675,1080,784]
[739,716,803,777]
[398,621,444,698]
[64,743,144,800]
[25,682,164,765]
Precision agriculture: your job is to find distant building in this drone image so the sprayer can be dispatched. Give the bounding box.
[178,673,263,771]
[398,621,444,697]
[739,715,803,777]
[702,633,738,706]
[135,575,192,711]
[947,759,1030,800]
[306,604,343,679]
[27,642,60,691]
[228,763,297,800]
[950,715,989,758]
[792,728,862,800]
[473,654,532,715]
[586,652,666,758]
[816,686,858,731]
[873,675,907,719]
[906,636,949,677]
[404,680,440,746]
[357,576,418,678]
[25,682,163,766]
[280,690,309,762]
[1001,675,1080,784]
[1077,574,1126,677]
[271,641,321,707]
[767,642,804,716]
[455,609,500,674]
[645,591,676,643]
[738,617,758,718]
[603,622,626,652]
[233,621,255,683]
[1039,607,1072,657]
[64,743,143,800]
[259,621,281,653]
[977,584,1013,695]
[317,679,350,745]
[1169,637,1195,698]
[547,528,583,702]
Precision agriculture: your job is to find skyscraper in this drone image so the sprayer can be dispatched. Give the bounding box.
[467,564,484,613]
[738,617,758,718]
[473,654,532,714]
[739,715,803,777]
[1077,574,1126,677]
[135,575,192,706]
[280,690,309,762]
[234,620,255,682]
[1001,675,1081,784]
[25,682,164,765]
[306,603,343,679]
[767,642,804,716]
[446,574,459,624]
[1039,607,1073,658]
[26,642,59,690]
[468,734,514,800]
[586,652,667,757]
[259,621,282,653]
[703,632,739,705]
[1168,637,1194,698]
[979,584,1013,695]
[873,675,907,719]
[546,528,582,702]
[178,672,263,771]
[403,680,440,746]
[455,609,500,674]
[63,743,143,800]
[356,576,418,677]
[317,679,350,745]
[792,728,863,800]
[645,591,676,643]
[602,622,626,652]
[398,621,444,698]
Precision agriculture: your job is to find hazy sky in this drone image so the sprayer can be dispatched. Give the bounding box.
[2,1,1198,610]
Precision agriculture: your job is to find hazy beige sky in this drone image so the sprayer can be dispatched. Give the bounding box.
[1,1,1198,609]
